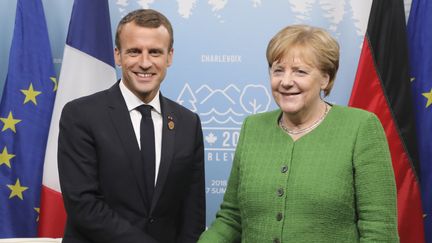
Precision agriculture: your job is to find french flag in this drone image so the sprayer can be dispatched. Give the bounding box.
[38,0,116,237]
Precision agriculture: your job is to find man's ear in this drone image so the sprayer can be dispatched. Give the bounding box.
[167,48,174,67]
[114,47,121,67]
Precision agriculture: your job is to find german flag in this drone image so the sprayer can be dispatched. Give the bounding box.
[349,0,425,242]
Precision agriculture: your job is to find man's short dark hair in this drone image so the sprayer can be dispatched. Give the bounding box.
[115,9,174,51]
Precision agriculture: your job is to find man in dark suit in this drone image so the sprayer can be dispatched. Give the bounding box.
[58,9,205,243]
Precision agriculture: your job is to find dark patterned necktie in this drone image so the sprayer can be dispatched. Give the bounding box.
[136,105,155,202]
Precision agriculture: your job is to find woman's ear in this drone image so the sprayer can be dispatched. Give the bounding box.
[320,73,330,90]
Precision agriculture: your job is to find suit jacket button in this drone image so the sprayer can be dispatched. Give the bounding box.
[149,218,155,223]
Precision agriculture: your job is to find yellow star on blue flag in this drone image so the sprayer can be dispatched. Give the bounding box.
[21,83,42,105]
[422,88,432,108]
[50,77,58,91]
[0,112,21,133]
[0,146,15,168]
[34,208,40,222]
[7,179,29,200]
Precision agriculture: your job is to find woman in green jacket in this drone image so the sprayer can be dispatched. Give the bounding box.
[199,25,399,243]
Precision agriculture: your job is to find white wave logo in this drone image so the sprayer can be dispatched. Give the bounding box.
[200,108,243,117]
[201,117,243,125]
[176,83,271,125]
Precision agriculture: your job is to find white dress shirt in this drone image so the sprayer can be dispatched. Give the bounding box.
[119,80,162,185]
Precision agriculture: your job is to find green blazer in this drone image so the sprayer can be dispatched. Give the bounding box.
[199,105,399,243]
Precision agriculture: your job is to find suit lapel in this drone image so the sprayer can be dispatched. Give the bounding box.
[151,95,176,212]
[106,83,148,208]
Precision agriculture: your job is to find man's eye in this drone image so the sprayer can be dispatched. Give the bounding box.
[127,50,140,57]
[149,50,163,57]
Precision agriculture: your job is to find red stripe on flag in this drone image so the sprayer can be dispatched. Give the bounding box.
[38,185,66,238]
[350,39,425,243]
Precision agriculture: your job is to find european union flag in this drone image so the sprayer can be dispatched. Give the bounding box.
[407,0,432,242]
[0,0,57,237]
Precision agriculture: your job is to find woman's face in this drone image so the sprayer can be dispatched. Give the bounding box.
[270,51,329,116]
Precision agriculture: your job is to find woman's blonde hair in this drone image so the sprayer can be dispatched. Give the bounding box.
[266,25,339,97]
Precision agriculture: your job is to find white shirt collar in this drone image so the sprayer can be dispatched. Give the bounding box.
[119,80,162,114]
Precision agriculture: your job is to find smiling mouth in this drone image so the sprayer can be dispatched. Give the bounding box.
[135,72,154,78]
[281,91,301,96]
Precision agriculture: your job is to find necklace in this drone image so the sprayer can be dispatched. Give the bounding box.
[279,104,329,135]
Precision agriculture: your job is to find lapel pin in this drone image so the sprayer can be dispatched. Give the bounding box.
[167,116,175,130]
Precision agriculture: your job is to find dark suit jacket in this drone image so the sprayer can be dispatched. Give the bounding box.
[58,83,205,243]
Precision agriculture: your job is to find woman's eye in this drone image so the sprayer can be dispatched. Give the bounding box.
[296,69,307,75]
[271,67,284,76]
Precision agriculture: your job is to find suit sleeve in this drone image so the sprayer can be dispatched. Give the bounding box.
[176,114,206,243]
[198,117,247,243]
[58,101,158,243]
[353,113,399,242]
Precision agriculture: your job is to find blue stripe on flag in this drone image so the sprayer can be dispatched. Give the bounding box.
[407,0,432,242]
[66,0,115,67]
[0,0,56,237]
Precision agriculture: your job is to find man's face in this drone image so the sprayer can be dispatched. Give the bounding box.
[115,22,173,103]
